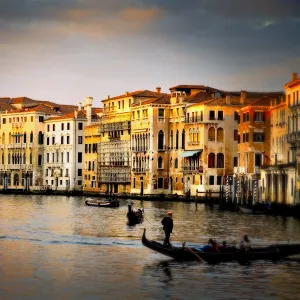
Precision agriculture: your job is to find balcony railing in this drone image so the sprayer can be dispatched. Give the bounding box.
[6,164,33,171]
[233,166,248,174]
[131,147,149,152]
[132,168,147,174]
[181,166,203,173]
[185,116,204,124]
[158,145,167,152]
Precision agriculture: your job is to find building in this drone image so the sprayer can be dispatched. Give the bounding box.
[285,72,300,204]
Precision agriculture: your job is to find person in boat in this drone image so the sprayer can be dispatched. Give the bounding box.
[126,198,134,213]
[208,238,220,252]
[240,235,251,251]
[161,212,173,247]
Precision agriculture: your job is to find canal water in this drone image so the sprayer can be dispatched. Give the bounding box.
[1,194,300,300]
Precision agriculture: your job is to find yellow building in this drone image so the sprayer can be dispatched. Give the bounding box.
[0,97,76,191]
[131,92,170,195]
[285,72,300,204]
[99,90,160,194]
[83,123,101,194]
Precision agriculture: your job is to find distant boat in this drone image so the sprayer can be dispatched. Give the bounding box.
[239,206,265,215]
[127,208,144,225]
[85,198,119,208]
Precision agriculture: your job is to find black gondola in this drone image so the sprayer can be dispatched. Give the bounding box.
[127,209,144,225]
[85,198,120,208]
[142,229,300,264]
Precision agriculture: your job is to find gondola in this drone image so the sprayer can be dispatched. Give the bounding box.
[85,198,119,208]
[142,229,300,264]
[127,208,144,225]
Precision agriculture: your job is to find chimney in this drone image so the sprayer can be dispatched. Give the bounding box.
[225,95,231,105]
[84,96,93,125]
[240,91,246,105]
[78,102,82,111]
[156,87,161,94]
[74,110,78,118]
[107,95,110,100]
[292,72,298,81]
[126,91,129,96]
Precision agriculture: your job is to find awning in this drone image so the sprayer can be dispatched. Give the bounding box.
[178,150,202,158]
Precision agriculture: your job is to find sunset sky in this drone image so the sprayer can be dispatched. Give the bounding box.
[1,0,299,106]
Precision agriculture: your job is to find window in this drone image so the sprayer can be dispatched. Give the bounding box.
[30,132,33,143]
[39,116,44,122]
[209,111,215,120]
[78,180,82,186]
[234,111,238,121]
[217,176,222,185]
[47,137,50,145]
[234,130,238,141]
[254,111,265,121]
[253,132,264,142]
[175,130,179,149]
[208,127,215,141]
[158,157,163,169]
[243,132,249,143]
[53,124,55,131]
[65,169,69,177]
[216,153,224,168]
[78,152,82,163]
[78,169,82,176]
[255,153,262,167]
[47,153,49,162]
[208,153,215,168]
[217,128,224,142]
[181,129,185,149]
[67,123,70,130]
[233,157,238,167]
[2,118,6,124]
[38,132,43,145]
[61,123,64,130]
[67,136,70,144]
[78,122,83,130]
[209,176,214,185]
[52,137,55,144]
[158,130,164,150]
[174,158,178,169]
[133,178,136,188]
[217,111,223,120]
[78,136,83,144]
[61,152,64,163]
[157,178,163,188]
[158,109,164,119]
[38,155,42,166]
[47,125,50,131]
[61,136,64,144]
[67,152,70,162]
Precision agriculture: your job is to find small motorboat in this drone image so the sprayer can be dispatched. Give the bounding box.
[85,198,120,208]
[142,229,300,264]
[127,208,144,225]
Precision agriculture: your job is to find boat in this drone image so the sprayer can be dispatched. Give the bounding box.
[239,205,271,215]
[127,208,144,225]
[142,229,300,264]
[85,198,120,208]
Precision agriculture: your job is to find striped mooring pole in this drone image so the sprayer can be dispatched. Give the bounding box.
[237,177,240,203]
[253,179,257,203]
[226,176,229,202]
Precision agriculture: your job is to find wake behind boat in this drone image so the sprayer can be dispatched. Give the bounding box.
[142,229,300,264]
[85,198,120,208]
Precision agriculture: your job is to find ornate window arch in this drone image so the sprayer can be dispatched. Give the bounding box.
[208,153,215,168]
[158,130,164,150]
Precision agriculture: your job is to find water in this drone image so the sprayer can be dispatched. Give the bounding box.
[1,194,300,300]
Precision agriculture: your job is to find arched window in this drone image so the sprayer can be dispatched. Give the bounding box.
[170,130,173,150]
[30,153,32,164]
[2,133,5,143]
[8,153,11,164]
[217,128,224,142]
[208,153,215,168]
[208,127,215,141]
[38,131,44,145]
[23,153,26,164]
[193,128,197,142]
[158,130,164,150]
[30,131,33,143]
[189,128,193,142]
[174,158,178,169]
[158,156,163,169]
[176,130,179,149]
[2,153,4,164]
[170,157,172,168]
[181,129,185,149]
[23,132,27,143]
[196,128,200,142]
[14,174,19,186]
[216,153,224,168]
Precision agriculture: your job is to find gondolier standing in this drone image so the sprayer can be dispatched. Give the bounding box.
[126,198,134,213]
[161,212,173,247]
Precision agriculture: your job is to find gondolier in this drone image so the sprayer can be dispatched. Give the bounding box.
[126,198,134,213]
[161,212,173,247]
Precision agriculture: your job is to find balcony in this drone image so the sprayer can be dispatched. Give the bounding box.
[132,168,147,174]
[6,164,33,171]
[131,147,149,153]
[254,166,261,174]
[185,116,204,124]
[286,132,300,143]
[182,166,203,173]
[158,145,167,152]
[7,143,26,149]
[187,141,200,146]
[233,166,248,174]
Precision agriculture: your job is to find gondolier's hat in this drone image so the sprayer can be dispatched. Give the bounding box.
[167,211,172,216]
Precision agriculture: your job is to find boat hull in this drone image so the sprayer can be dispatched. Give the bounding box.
[127,210,144,225]
[85,199,119,208]
[142,229,300,264]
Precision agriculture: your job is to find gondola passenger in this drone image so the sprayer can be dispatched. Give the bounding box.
[240,235,251,251]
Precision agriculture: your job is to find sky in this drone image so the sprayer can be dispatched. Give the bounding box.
[1,0,300,106]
